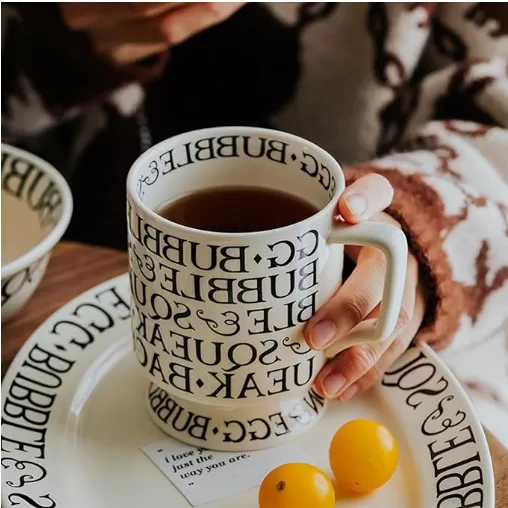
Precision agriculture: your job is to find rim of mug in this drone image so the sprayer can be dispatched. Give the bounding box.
[1,144,74,279]
[127,126,345,238]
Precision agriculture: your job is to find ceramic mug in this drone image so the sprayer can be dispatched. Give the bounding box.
[126,127,407,451]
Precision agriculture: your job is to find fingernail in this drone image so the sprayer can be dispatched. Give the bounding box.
[338,384,359,401]
[345,193,367,217]
[322,373,346,398]
[310,320,336,349]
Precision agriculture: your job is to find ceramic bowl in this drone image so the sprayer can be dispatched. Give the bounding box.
[1,144,73,322]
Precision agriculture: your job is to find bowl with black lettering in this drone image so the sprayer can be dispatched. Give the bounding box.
[1,144,73,322]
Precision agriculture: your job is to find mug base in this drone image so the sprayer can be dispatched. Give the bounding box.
[146,383,328,452]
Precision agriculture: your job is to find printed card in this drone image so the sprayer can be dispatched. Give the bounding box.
[142,439,312,506]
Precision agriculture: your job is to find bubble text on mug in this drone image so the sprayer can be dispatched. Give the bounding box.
[147,385,326,445]
[127,203,326,400]
[136,135,336,200]
[134,322,317,399]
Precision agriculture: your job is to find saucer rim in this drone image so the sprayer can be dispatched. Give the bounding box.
[1,273,495,508]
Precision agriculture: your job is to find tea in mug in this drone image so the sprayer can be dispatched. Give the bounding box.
[157,186,318,233]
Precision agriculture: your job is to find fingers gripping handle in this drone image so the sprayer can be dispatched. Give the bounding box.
[324,221,408,358]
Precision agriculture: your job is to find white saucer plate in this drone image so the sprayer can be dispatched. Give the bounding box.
[1,274,495,507]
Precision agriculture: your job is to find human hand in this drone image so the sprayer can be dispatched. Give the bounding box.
[61,2,244,64]
[304,174,426,401]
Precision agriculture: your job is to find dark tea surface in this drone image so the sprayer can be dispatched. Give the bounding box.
[157,186,318,233]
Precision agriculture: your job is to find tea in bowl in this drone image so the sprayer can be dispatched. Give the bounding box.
[1,144,73,322]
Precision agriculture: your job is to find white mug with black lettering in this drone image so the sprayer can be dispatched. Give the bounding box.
[126,127,407,451]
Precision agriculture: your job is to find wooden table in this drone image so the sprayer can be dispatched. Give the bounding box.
[3,241,507,506]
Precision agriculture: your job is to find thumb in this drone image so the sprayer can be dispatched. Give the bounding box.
[338,173,394,223]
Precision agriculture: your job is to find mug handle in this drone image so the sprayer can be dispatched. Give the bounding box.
[323,221,408,359]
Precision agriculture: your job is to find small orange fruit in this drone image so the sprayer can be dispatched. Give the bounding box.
[329,418,399,493]
[258,462,335,508]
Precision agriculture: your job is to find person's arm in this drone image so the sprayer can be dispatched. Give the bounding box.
[308,97,508,401]
[345,118,508,353]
